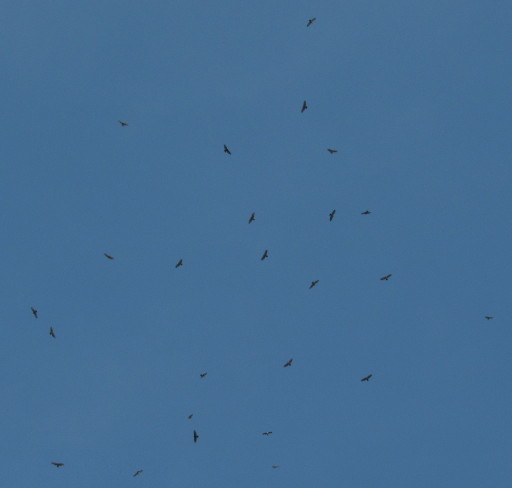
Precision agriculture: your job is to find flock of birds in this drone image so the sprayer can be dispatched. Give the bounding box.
[31,15,496,481]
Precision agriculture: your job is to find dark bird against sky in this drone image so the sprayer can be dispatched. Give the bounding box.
[262,431,272,435]
[193,430,199,443]
[307,17,316,27]
[133,470,143,477]
[283,358,293,367]
[224,144,231,155]
[309,280,319,289]
[361,210,371,215]
[188,414,193,419]
[261,250,269,261]
[301,101,308,113]
[175,259,183,268]
[380,274,392,281]
[51,462,64,468]
[248,212,255,224]
[200,372,207,378]
[31,307,38,319]
[327,148,337,154]
[485,316,494,320]
[104,253,114,260]
[118,120,128,126]
[361,374,373,382]
[272,465,280,469]
[329,210,336,221]
[49,327,56,338]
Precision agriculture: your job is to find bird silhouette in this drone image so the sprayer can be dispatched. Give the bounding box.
[361,374,373,382]
[301,101,308,113]
[262,431,272,435]
[51,462,64,468]
[261,250,269,261]
[193,430,199,442]
[175,259,183,268]
[188,414,193,419]
[133,470,143,477]
[31,307,38,319]
[118,120,128,126]
[380,274,392,281]
[327,148,337,154]
[272,465,280,469]
[200,372,207,378]
[283,358,293,367]
[224,144,231,155]
[361,210,371,215]
[307,18,316,27]
[248,212,255,224]
[329,210,336,221]
[49,327,56,338]
[104,253,114,260]
[485,316,494,320]
[309,280,319,289]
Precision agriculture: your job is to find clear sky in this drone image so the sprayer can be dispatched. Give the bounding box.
[1,1,511,487]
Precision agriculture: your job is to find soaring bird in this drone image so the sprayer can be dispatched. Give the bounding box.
[51,462,64,468]
[224,144,231,155]
[361,374,372,382]
[301,101,308,113]
[133,470,143,477]
[380,274,392,281]
[118,120,128,126]
[271,465,280,469]
[248,212,255,224]
[283,358,293,367]
[485,316,494,320]
[200,372,207,378]
[307,17,316,27]
[193,430,199,443]
[262,431,272,436]
[309,280,319,289]
[329,210,336,221]
[261,250,269,261]
[104,253,114,260]
[361,210,371,215]
[49,327,56,338]
[327,148,337,154]
[188,414,193,419]
[31,307,38,319]
[175,259,183,268]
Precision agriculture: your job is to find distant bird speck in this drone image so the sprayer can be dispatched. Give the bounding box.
[380,274,392,281]
[301,101,308,113]
[224,144,231,155]
[200,372,207,378]
[283,358,293,368]
[262,431,272,436]
[193,430,199,443]
[118,120,128,126]
[49,327,56,338]
[307,17,316,27]
[31,307,38,319]
[104,253,114,260]
[329,210,336,222]
[248,212,255,224]
[361,374,373,382]
[309,280,319,289]
[175,259,183,268]
[485,316,494,320]
[361,210,371,215]
[188,414,193,419]
[133,470,143,477]
[261,250,269,261]
[51,462,64,468]
[272,465,280,469]
[327,148,337,154]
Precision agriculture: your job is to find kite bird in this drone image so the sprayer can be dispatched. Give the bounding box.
[224,144,231,155]
[200,372,207,378]
[188,414,193,419]
[329,210,336,222]
[248,212,255,224]
[485,316,494,320]
[262,431,272,436]
[380,274,392,281]
[307,17,316,27]
[104,253,114,260]
[49,327,56,338]
[193,430,199,443]
[175,259,183,268]
[133,470,143,477]
[118,120,128,127]
[272,465,280,469]
[31,307,38,319]
[261,250,269,261]
[327,148,337,154]
[361,210,371,215]
[361,374,373,382]
[283,358,293,368]
[301,101,308,113]
[309,280,319,289]
[51,462,64,468]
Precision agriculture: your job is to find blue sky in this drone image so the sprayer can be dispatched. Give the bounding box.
[1,1,511,487]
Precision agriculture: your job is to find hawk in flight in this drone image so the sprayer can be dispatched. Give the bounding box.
[380,274,392,281]
[261,250,269,261]
[361,374,373,382]
[262,431,272,436]
[283,358,293,367]
[301,101,308,113]
[133,470,143,477]
[175,259,183,268]
[309,280,319,289]
[49,327,56,338]
[31,307,38,319]
[224,144,231,155]
[327,149,337,154]
[307,18,316,27]
[200,372,207,378]
[104,253,114,260]
[118,120,128,126]
[248,212,255,224]
[485,316,494,320]
[193,430,199,443]
[361,210,371,215]
[51,462,64,468]
[329,210,336,221]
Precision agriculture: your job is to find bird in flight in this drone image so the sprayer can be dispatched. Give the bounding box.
[248,212,255,224]
[271,465,280,469]
[49,327,56,338]
[224,144,231,155]
[361,210,371,215]
[309,280,319,289]
[133,470,143,477]
[361,374,373,382]
[327,148,337,154]
[329,210,336,222]
[301,101,308,113]
[262,431,272,436]
[118,120,128,126]
[51,462,64,468]
[485,316,494,320]
[307,17,316,27]
[261,250,269,261]
[31,307,38,319]
[175,259,183,268]
[380,274,392,280]
[283,358,293,367]
[104,253,114,260]
[188,414,193,419]
[193,430,199,443]
[200,372,207,378]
